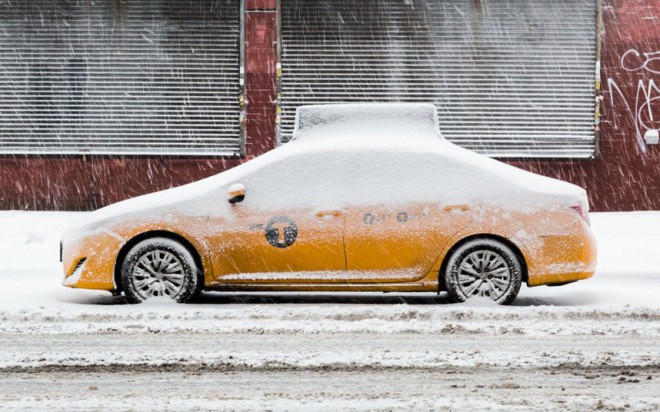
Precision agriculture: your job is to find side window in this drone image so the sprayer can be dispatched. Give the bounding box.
[345,151,450,206]
[242,150,347,211]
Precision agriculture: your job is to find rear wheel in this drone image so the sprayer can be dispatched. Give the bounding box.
[120,237,200,304]
[444,238,522,305]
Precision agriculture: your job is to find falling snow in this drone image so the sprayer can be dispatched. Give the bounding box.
[0,0,658,410]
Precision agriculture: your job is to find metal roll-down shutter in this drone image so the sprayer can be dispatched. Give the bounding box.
[280,0,597,158]
[0,0,241,156]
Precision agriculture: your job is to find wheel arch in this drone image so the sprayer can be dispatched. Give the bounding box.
[114,230,205,293]
[438,234,529,292]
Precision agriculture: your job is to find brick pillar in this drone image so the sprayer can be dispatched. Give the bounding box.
[244,0,278,159]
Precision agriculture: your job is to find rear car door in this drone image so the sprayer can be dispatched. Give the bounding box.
[342,151,473,282]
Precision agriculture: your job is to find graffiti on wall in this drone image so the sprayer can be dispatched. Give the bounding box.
[607,49,660,153]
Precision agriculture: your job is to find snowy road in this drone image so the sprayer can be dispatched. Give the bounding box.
[0,212,659,411]
[0,336,657,411]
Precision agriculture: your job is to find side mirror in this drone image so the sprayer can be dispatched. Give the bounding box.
[227,183,246,204]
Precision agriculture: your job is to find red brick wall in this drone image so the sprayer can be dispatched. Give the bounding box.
[0,0,658,211]
[0,157,92,210]
[244,0,278,159]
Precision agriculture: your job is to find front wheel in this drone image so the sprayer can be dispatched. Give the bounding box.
[120,237,201,304]
[444,238,523,305]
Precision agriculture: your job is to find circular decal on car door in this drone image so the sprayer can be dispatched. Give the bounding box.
[265,216,298,248]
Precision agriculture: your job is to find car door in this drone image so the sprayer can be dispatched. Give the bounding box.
[208,150,347,283]
[342,150,473,282]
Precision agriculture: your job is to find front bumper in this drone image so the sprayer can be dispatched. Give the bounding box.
[61,231,124,291]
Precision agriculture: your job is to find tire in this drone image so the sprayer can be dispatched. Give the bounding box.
[444,238,523,305]
[120,237,201,304]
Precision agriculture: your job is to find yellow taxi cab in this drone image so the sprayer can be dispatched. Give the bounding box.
[61,104,596,305]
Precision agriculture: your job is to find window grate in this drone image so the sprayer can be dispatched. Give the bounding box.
[0,0,241,156]
[280,0,597,159]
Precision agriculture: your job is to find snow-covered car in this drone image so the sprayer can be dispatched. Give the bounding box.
[61,104,596,305]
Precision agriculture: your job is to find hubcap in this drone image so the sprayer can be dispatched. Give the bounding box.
[130,249,186,300]
[457,250,511,300]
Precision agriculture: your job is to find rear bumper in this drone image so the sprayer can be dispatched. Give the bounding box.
[527,225,597,287]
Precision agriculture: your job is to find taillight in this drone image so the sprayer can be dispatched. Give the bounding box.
[570,204,590,225]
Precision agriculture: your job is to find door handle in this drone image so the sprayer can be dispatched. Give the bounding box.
[444,205,470,212]
[316,210,342,218]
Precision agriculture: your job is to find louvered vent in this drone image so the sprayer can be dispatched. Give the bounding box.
[0,0,241,155]
[280,0,597,158]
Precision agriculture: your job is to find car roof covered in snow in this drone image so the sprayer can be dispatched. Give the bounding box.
[63,103,587,239]
[292,103,443,142]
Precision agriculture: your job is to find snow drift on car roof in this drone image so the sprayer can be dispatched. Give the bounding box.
[292,103,443,142]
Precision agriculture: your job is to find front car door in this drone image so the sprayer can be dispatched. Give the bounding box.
[208,149,347,283]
